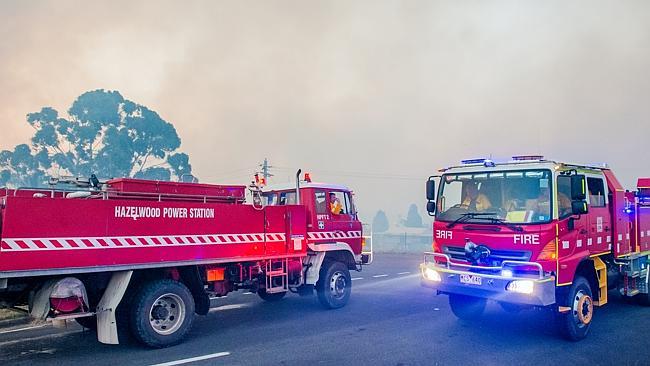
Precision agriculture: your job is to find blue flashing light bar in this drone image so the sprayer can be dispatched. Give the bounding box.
[461,158,488,165]
[511,155,544,161]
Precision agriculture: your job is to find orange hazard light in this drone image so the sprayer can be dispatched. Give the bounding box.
[207,268,225,282]
[537,240,557,261]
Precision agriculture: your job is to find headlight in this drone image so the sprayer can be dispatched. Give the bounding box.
[424,268,442,282]
[506,280,534,294]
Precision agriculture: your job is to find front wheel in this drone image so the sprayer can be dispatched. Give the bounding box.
[317,261,351,309]
[448,294,486,320]
[556,276,593,341]
[130,279,195,348]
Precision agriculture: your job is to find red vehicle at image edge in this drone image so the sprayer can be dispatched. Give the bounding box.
[0,170,372,347]
[421,156,650,340]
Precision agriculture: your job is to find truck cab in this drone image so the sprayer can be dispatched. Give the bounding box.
[421,156,650,340]
[261,177,366,265]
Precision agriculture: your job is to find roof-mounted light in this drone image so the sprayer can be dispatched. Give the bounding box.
[511,155,544,161]
[303,172,312,182]
[461,158,488,165]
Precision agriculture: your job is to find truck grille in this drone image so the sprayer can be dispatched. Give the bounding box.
[443,246,532,264]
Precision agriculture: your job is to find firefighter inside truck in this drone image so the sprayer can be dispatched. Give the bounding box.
[436,170,554,224]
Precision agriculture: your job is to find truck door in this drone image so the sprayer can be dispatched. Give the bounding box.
[585,175,611,254]
[329,190,362,252]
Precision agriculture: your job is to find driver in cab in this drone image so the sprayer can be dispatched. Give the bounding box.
[460,182,492,212]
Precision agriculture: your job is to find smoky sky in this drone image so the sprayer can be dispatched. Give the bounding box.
[1,0,649,223]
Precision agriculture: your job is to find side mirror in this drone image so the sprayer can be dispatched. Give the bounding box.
[571,200,588,215]
[570,175,587,201]
[426,179,436,201]
[426,201,436,215]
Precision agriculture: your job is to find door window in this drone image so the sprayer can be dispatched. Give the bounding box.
[329,191,350,215]
[315,190,328,214]
[587,178,606,207]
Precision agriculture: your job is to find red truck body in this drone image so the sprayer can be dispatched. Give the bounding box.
[421,157,650,340]
[0,175,368,347]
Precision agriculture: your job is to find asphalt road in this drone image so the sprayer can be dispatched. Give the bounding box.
[0,253,648,366]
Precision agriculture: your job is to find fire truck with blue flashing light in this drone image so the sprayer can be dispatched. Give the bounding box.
[0,170,371,347]
[420,155,650,340]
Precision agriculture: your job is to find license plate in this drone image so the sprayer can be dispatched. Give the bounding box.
[460,274,482,285]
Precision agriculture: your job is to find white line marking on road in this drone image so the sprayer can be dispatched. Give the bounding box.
[209,304,250,312]
[397,272,411,275]
[0,324,49,335]
[243,292,255,295]
[149,352,231,366]
[372,274,389,278]
[351,277,364,281]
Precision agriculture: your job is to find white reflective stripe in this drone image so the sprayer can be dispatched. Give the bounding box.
[576,240,582,248]
[23,240,39,249]
[4,240,20,250]
[618,234,623,241]
[626,233,630,240]
[562,241,570,249]
[0,232,287,251]
[597,237,602,244]
[607,236,611,243]
[41,240,56,249]
[587,238,592,246]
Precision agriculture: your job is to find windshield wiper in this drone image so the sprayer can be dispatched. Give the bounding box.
[469,215,524,232]
[446,212,498,229]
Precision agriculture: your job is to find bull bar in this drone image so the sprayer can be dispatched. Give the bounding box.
[420,252,556,306]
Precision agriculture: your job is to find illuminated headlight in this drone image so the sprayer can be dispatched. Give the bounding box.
[506,280,534,294]
[501,269,514,278]
[424,268,442,282]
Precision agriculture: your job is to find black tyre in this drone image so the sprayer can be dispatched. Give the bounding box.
[257,290,287,302]
[316,261,351,309]
[129,279,195,348]
[448,294,486,320]
[556,276,593,341]
[75,315,97,330]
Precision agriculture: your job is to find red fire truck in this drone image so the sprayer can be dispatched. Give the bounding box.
[0,171,370,347]
[421,156,649,340]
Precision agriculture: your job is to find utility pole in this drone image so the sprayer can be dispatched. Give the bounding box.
[259,158,274,181]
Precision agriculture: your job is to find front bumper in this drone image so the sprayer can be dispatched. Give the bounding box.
[420,252,556,306]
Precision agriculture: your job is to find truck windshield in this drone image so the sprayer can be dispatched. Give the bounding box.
[436,170,552,224]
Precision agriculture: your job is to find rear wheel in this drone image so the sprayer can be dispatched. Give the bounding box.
[130,279,195,348]
[557,276,593,341]
[257,290,287,302]
[317,261,351,309]
[448,294,486,320]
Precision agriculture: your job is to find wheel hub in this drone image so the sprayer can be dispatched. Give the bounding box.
[572,290,593,326]
[329,271,347,299]
[149,293,186,335]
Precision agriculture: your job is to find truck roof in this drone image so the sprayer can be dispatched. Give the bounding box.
[441,159,610,174]
[262,182,352,192]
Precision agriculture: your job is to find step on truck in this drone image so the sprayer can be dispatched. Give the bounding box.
[420,156,650,340]
[0,170,371,347]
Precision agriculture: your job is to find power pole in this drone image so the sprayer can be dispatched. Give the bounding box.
[260,158,274,181]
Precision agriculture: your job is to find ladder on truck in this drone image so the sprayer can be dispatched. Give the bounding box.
[265,258,288,293]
